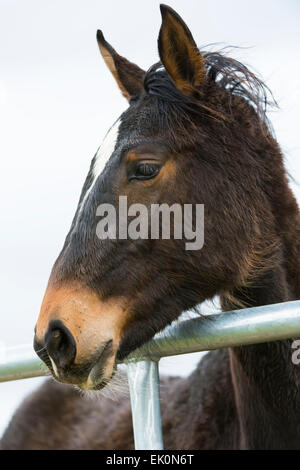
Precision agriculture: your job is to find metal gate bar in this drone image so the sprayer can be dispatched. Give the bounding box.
[0,357,49,382]
[126,300,300,361]
[127,360,163,450]
[1,300,300,449]
[2,300,300,383]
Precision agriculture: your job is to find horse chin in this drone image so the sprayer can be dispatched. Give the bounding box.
[46,346,118,392]
[83,359,117,391]
[49,364,116,391]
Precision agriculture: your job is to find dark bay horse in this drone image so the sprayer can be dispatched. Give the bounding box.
[1,4,300,449]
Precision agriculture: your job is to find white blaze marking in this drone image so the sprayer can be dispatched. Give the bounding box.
[92,118,121,182]
[74,118,121,225]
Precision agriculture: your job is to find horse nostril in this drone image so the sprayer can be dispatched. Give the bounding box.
[45,320,76,370]
[33,336,48,364]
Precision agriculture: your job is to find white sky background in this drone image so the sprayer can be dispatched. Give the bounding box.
[0,0,299,436]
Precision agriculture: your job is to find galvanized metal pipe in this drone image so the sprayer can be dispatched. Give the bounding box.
[1,300,300,451]
[0,357,49,382]
[1,300,300,383]
[125,300,300,362]
[127,360,164,450]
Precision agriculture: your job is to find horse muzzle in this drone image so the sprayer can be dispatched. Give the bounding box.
[34,282,127,389]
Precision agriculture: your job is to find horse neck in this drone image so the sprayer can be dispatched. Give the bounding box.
[220,189,300,449]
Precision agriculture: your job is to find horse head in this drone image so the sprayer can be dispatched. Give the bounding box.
[34,5,279,390]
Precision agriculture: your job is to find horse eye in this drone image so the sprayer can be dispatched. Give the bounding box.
[130,163,162,181]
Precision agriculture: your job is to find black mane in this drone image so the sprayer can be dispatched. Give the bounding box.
[143,50,276,128]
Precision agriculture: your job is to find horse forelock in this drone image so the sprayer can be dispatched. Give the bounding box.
[143,50,276,134]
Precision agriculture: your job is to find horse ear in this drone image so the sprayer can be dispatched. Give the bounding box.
[158,4,206,96]
[96,30,145,101]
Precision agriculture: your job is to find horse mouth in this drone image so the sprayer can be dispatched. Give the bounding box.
[81,339,115,390]
[34,336,117,390]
